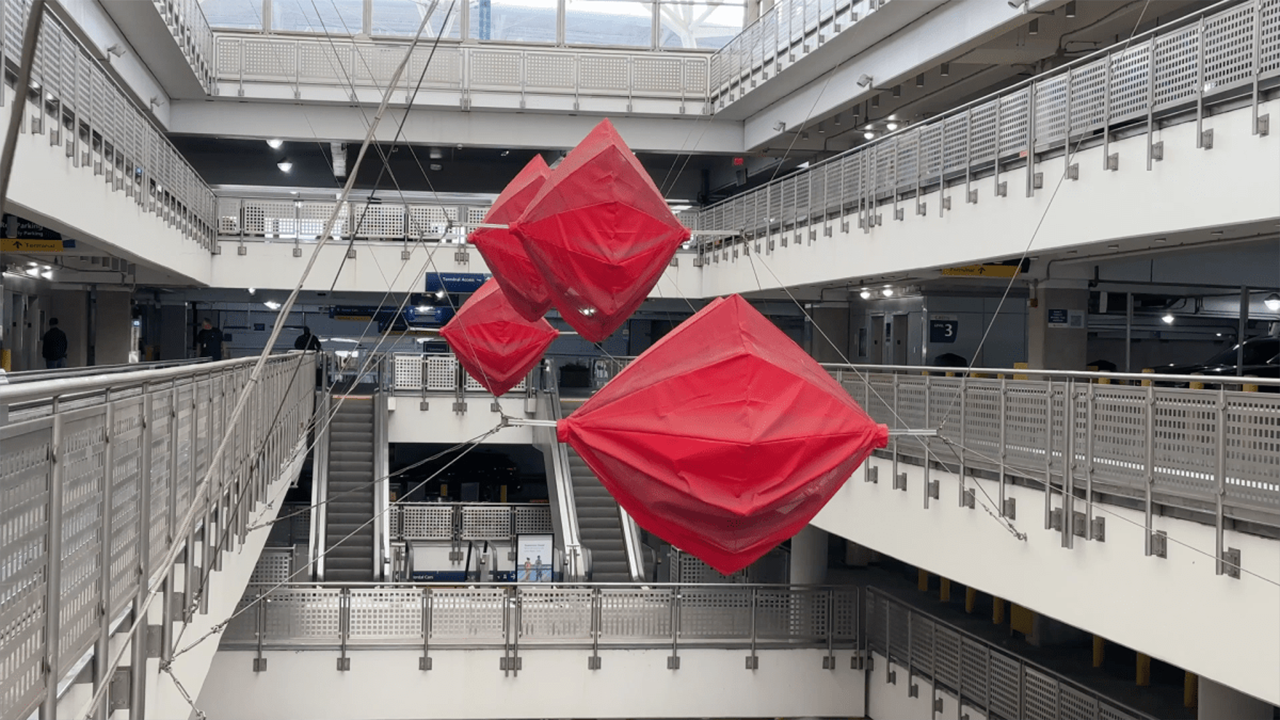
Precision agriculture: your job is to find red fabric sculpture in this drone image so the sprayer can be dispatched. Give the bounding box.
[558,295,889,574]
[470,155,554,322]
[440,279,558,396]
[511,119,690,343]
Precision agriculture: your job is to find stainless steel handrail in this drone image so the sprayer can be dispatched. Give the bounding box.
[823,362,1280,387]
[2,357,209,383]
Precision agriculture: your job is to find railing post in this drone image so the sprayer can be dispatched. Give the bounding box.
[1144,384,1157,556]
[337,587,350,671]
[1063,380,1076,549]
[668,587,681,669]
[1196,15,1206,147]
[892,373,900,483]
[1102,50,1114,169]
[1214,387,1228,575]
[41,407,64,720]
[1026,81,1037,198]
[132,388,155,718]
[1043,381,1054,531]
[253,590,266,672]
[745,586,758,670]
[1146,41,1156,170]
[420,588,433,670]
[590,587,602,670]
[1085,382,1096,538]
[923,374,932,509]
[825,588,835,669]
[93,394,115,720]
[1252,0,1263,134]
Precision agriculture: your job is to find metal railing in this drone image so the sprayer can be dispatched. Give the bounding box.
[216,192,487,243]
[152,0,217,92]
[0,353,316,720]
[709,0,879,107]
[391,352,529,394]
[391,503,553,541]
[213,34,711,112]
[220,582,859,671]
[1,0,218,251]
[833,363,1280,572]
[691,0,1280,254]
[866,589,1156,720]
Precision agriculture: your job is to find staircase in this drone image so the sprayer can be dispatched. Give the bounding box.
[323,396,377,582]
[561,397,631,582]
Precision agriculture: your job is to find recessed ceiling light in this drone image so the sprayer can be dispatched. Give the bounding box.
[886,122,899,131]
[1153,237,1167,243]
[882,287,894,297]
[1108,244,1120,250]
[860,289,872,299]
[1211,231,1225,236]
[266,139,283,149]
[277,159,293,172]
[1162,313,1175,324]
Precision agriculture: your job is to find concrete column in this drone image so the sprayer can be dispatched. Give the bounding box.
[95,289,133,365]
[159,304,189,360]
[1198,678,1274,720]
[789,526,828,585]
[1027,284,1089,370]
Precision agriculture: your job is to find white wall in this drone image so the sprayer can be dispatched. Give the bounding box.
[811,456,1280,706]
[705,99,1280,299]
[196,647,865,719]
[387,394,535,445]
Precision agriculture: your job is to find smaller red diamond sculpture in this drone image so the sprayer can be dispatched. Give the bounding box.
[558,294,889,574]
[470,155,554,322]
[440,279,558,397]
[511,118,690,343]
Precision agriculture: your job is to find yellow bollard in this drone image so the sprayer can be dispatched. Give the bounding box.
[1013,362,1028,381]
[500,485,508,503]
[0,348,9,372]
[1142,368,1155,387]
[440,483,448,498]
[939,578,951,603]
[917,569,929,592]
[1137,653,1152,687]
[1185,672,1199,708]
[1093,636,1105,668]
[1010,604,1034,636]
[965,587,977,613]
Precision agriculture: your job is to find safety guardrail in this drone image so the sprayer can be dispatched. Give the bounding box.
[692,0,1280,254]
[1,0,218,251]
[219,582,859,669]
[831,363,1280,572]
[152,0,217,92]
[212,34,710,113]
[391,352,529,394]
[215,193,488,242]
[391,503,553,541]
[0,353,316,720]
[709,0,880,107]
[866,589,1156,720]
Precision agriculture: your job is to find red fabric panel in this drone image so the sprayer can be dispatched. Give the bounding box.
[470,155,554,322]
[558,295,889,574]
[440,279,558,397]
[511,119,690,343]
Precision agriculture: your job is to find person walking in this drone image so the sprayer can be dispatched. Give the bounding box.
[196,318,224,361]
[41,318,68,369]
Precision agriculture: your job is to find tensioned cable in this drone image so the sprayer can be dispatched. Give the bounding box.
[75,9,444,717]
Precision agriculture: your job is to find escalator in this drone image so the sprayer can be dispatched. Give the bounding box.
[560,395,634,582]
[321,395,377,581]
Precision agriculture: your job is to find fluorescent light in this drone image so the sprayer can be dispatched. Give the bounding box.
[266,139,284,149]
[1162,313,1175,324]
[860,289,872,300]
[264,300,282,310]
[1265,293,1280,311]
[277,159,293,173]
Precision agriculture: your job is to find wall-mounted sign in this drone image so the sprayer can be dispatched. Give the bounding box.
[929,316,959,343]
[425,272,490,294]
[1047,309,1084,329]
[516,534,554,583]
[1,238,74,253]
[940,264,1020,278]
[4,214,63,240]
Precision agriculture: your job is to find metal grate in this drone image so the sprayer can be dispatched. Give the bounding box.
[250,548,293,585]
[348,588,421,642]
[513,506,552,535]
[633,56,681,94]
[58,409,106,675]
[460,506,510,539]
[579,55,629,91]
[1023,666,1059,720]
[989,652,1022,720]
[1060,683,1099,720]
[519,588,592,642]
[1204,4,1256,92]
[429,588,506,643]
[599,588,671,638]
[960,637,989,704]
[393,354,423,390]
[525,52,575,89]
[469,50,521,89]
[264,588,341,643]
[108,400,145,617]
[933,625,962,692]
[909,613,934,672]
[399,504,454,540]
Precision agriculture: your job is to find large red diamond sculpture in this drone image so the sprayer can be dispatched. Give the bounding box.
[511,119,690,343]
[558,294,889,574]
[440,279,558,397]
[470,155,554,322]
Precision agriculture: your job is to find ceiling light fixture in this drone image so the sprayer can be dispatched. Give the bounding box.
[264,300,282,310]
[266,139,283,149]
[276,159,293,173]
[864,131,876,140]
[1265,293,1280,311]
[248,287,256,295]
[856,74,873,87]
[886,122,899,131]
[882,287,894,297]
[501,150,510,156]
[1162,313,1175,324]
[860,289,872,300]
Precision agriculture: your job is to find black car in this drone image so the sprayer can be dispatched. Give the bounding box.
[1154,337,1280,387]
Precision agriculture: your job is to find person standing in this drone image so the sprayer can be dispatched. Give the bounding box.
[293,325,322,351]
[41,318,68,369]
[196,318,224,361]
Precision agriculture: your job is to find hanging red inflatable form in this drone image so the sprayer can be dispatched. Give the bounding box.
[511,119,690,343]
[440,279,558,397]
[470,155,554,322]
[558,295,889,574]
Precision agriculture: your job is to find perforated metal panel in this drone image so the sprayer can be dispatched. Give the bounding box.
[400,504,454,540]
[1023,666,1058,720]
[299,201,348,239]
[58,409,106,674]
[683,58,707,94]
[242,38,295,81]
[148,394,173,573]
[519,588,592,642]
[988,652,1022,720]
[1089,386,1147,490]
[633,57,681,94]
[393,354,423,390]
[1108,43,1152,122]
[1204,4,1256,92]
[908,613,934,671]
[461,506,510,539]
[1153,26,1200,110]
[263,588,340,643]
[1099,702,1142,720]
[960,637,989,704]
[998,90,1030,158]
[429,588,505,643]
[299,41,351,82]
[352,44,403,85]
[408,204,456,238]
[579,55,628,91]
[599,588,671,639]
[351,202,405,239]
[525,52,575,89]
[0,419,51,720]
[1059,683,1099,720]
[250,548,293,584]
[1261,0,1280,77]
[216,36,241,75]
[1034,75,1068,150]
[349,588,421,642]
[410,45,462,87]
[425,354,458,390]
[108,399,144,617]
[1224,391,1280,510]
[969,99,999,166]
[514,506,552,534]
[933,625,962,691]
[1151,391,1218,496]
[470,50,521,89]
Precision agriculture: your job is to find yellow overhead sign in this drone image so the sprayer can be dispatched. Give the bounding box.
[940,264,1020,278]
[2,238,65,253]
